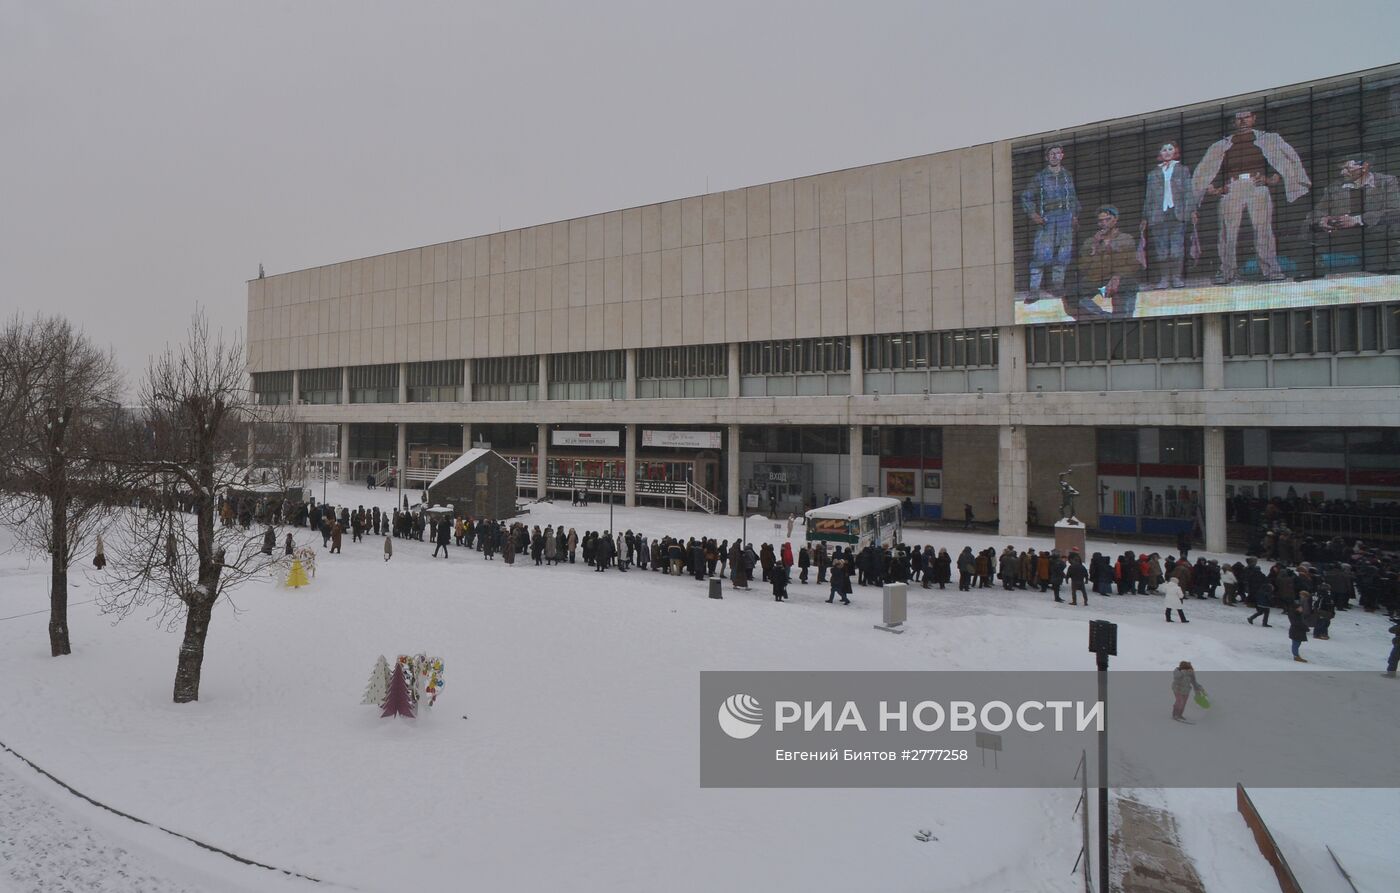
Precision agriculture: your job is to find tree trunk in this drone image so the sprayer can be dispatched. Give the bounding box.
[173,595,215,703]
[49,446,71,657]
[49,563,71,656]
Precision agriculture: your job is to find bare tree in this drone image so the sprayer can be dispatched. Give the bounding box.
[0,314,124,656]
[100,312,292,703]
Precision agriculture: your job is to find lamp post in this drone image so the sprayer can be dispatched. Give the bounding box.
[741,480,752,546]
[1088,619,1117,892]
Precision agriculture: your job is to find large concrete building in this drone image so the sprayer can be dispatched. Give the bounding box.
[247,64,1400,550]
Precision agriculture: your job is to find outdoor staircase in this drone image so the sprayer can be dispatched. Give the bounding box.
[515,474,720,514]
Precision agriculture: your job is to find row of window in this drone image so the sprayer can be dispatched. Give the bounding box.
[636,345,727,379]
[1097,427,1205,466]
[548,350,624,383]
[348,364,399,404]
[863,329,999,370]
[299,367,341,404]
[739,338,851,375]
[1223,304,1400,357]
[404,360,464,402]
[473,355,538,386]
[251,371,292,405]
[253,303,1400,401]
[1027,318,1203,365]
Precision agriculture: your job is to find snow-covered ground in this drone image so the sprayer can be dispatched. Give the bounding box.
[1,483,1396,892]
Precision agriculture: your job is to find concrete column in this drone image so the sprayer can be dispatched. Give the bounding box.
[624,348,637,400]
[849,335,864,396]
[397,362,408,404]
[462,423,472,453]
[338,423,351,485]
[727,342,740,398]
[291,369,301,406]
[538,355,549,401]
[997,325,1026,393]
[848,424,863,500]
[727,424,741,516]
[997,425,1028,537]
[536,423,549,499]
[461,358,473,403]
[1202,314,1224,390]
[340,366,349,404]
[1203,426,1226,554]
[624,424,637,507]
[395,422,407,497]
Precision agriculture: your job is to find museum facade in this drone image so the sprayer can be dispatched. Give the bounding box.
[247,64,1400,550]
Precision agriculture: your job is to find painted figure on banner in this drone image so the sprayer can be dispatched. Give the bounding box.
[1021,145,1080,300]
[1068,206,1138,320]
[1307,152,1400,273]
[1138,142,1199,289]
[1191,109,1310,284]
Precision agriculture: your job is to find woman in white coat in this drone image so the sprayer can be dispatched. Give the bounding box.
[1163,577,1189,623]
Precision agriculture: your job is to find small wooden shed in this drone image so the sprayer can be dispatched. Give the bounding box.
[426,449,518,520]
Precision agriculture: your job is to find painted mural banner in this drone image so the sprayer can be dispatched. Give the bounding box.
[1013,73,1400,324]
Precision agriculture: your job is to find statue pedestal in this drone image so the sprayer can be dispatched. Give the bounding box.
[1054,518,1087,556]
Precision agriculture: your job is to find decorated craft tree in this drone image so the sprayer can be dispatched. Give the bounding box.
[285,558,309,589]
[397,654,420,705]
[398,653,445,710]
[361,655,391,706]
[418,656,445,708]
[380,658,416,718]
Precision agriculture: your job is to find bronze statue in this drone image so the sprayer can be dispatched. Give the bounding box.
[1058,468,1081,522]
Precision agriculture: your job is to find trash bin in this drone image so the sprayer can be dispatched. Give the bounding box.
[708,578,723,599]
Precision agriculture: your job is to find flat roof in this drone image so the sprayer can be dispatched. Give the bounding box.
[806,497,901,520]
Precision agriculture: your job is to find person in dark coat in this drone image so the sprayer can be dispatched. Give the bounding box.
[998,547,1019,591]
[1066,552,1088,605]
[284,532,295,556]
[759,544,775,583]
[595,531,615,572]
[1247,581,1274,626]
[262,527,276,556]
[771,562,789,602]
[433,518,451,558]
[1049,552,1067,602]
[691,539,707,580]
[1288,605,1310,662]
[730,541,749,589]
[1384,622,1400,677]
[797,546,811,584]
[329,521,343,554]
[956,547,975,591]
[932,548,952,589]
[827,559,852,604]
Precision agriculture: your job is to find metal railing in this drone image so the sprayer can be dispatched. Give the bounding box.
[1283,511,1400,542]
[513,473,720,513]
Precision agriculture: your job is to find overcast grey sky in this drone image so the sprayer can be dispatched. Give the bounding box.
[3,0,1398,380]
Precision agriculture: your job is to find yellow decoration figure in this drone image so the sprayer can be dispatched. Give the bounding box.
[285,557,310,589]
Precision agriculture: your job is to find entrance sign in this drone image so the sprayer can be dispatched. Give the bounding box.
[552,430,619,448]
[642,430,722,449]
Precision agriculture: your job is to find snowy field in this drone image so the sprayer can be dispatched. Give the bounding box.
[2,482,1397,892]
